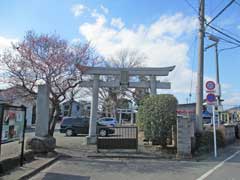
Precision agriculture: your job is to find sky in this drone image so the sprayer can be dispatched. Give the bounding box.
[0,0,240,109]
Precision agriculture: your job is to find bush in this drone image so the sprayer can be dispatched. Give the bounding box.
[137,94,177,147]
[195,130,225,153]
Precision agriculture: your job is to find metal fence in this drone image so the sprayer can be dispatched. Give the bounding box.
[0,104,27,166]
[97,126,138,152]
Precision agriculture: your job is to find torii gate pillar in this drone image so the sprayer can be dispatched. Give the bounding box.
[150,75,157,95]
[86,75,99,144]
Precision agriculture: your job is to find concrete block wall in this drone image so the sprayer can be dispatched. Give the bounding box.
[223,125,236,144]
[176,117,192,159]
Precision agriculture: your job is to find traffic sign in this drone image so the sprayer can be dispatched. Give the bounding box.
[206,93,216,104]
[206,81,216,91]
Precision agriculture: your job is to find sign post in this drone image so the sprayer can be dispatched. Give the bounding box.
[212,105,217,158]
[205,81,217,158]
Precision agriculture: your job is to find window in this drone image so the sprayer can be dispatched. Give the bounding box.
[64,111,68,116]
[76,105,80,111]
[64,105,70,110]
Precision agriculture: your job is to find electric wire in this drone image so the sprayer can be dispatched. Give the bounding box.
[184,0,240,47]
[184,0,199,14]
[207,0,236,25]
[189,35,198,103]
[219,45,240,52]
[235,0,240,6]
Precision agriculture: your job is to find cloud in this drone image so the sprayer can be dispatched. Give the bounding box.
[0,36,18,49]
[100,5,109,14]
[78,12,238,106]
[223,92,240,107]
[79,13,198,96]
[111,18,125,29]
[237,25,240,30]
[71,4,86,17]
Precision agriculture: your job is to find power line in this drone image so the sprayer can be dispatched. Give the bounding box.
[184,0,240,49]
[214,25,240,40]
[219,45,240,52]
[235,0,240,6]
[209,0,226,16]
[207,0,236,25]
[183,0,199,14]
[206,23,240,44]
[189,35,198,103]
[205,32,240,46]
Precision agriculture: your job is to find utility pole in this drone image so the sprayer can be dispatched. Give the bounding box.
[214,43,221,106]
[196,0,205,133]
[214,42,221,127]
[206,35,222,126]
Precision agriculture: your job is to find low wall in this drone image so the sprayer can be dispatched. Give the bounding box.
[176,117,192,159]
[221,124,236,144]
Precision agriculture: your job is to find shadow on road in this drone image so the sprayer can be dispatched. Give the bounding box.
[42,172,90,180]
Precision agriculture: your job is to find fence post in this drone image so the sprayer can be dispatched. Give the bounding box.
[20,106,27,166]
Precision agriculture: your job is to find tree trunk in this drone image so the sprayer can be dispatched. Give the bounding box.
[49,103,60,136]
[49,106,56,129]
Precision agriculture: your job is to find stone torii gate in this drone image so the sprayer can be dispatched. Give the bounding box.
[79,66,175,144]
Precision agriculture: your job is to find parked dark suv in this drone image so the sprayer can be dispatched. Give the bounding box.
[60,117,115,137]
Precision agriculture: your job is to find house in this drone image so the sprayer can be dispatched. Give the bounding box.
[0,86,36,127]
[60,100,91,118]
[177,103,213,123]
[221,106,240,123]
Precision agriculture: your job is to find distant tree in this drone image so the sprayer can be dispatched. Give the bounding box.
[100,49,147,117]
[0,31,98,135]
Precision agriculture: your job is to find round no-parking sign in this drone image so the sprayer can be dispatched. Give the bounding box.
[206,81,216,91]
[206,93,216,103]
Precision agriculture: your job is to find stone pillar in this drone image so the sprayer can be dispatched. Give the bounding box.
[26,84,56,153]
[35,84,49,137]
[119,110,122,125]
[131,109,134,125]
[176,116,192,159]
[86,75,99,144]
[26,105,33,127]
[150,75,157,95]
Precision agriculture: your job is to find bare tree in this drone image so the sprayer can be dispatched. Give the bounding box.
[100,49,147,117]
[0,31,98,135]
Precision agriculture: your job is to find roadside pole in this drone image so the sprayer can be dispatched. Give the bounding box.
[206,80,217,158]
[212,105,217,158]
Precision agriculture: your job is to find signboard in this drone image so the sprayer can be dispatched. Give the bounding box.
[1,106,25,144]
[206,93,216,105]
[205,81,216,105]
[206,81,216,91]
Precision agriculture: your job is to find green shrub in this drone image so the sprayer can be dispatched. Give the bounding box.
[195,130,225,153]
[137,94,177,147]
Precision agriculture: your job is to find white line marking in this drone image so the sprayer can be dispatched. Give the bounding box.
[196,150,240,180]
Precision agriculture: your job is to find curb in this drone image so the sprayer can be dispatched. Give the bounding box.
[18,155,61,180]
[87,155,175,160]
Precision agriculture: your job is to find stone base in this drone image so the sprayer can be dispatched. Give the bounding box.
[86,136,96,145]
[176,153,192,160]
[26,136,56,153]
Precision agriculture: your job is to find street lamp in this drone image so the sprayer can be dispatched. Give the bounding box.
[205,35,223,126]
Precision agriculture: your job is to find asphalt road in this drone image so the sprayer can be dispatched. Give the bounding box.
[30,134,240,180]
[2,125,240,180]
[29,154,240,180]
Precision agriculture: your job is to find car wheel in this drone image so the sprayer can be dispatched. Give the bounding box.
[66,129,73,136]
[99,129,107,137]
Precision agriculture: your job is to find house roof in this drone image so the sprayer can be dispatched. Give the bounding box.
[0,86,35,104]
